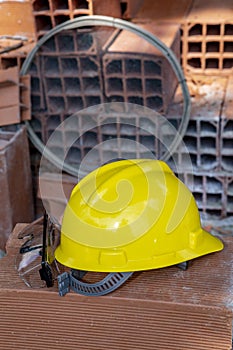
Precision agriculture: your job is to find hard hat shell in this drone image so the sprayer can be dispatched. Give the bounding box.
[55,159,223,272]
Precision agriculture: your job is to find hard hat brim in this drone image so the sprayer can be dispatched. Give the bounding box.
[55,229,223,273]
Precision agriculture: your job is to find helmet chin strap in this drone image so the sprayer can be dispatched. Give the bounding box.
[57,262,189,296]
[57,271,133,297]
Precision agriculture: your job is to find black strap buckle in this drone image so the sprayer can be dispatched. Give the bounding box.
[39,261,54,287]
[39,212,54,287]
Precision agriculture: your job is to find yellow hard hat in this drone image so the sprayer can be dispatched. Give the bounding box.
[55,159,223,296]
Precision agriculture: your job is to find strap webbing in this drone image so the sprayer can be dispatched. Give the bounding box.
[58,271,133,296]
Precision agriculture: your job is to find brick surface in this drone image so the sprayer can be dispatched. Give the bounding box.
[92,0,121,17]
[0,1,36,40]
[133,0,193,24]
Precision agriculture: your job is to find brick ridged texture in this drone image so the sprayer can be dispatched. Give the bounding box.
[0,223,232,350]
[27,24,180,172]
[182,0,233,76]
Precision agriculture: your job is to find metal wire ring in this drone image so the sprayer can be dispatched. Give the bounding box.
[20,15,191,175]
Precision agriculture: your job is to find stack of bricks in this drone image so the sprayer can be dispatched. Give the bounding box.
[166,75,233,218]
[0,0,125,70]
[0,1,34,125]
[102,23,180,112]
[170,0,233,219]
[132,0,233,219]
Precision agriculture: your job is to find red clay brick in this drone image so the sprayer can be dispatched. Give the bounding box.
[103,23,180,113]
[92,0,121,17]
[32,0,92,39]
[182,0,233,75]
